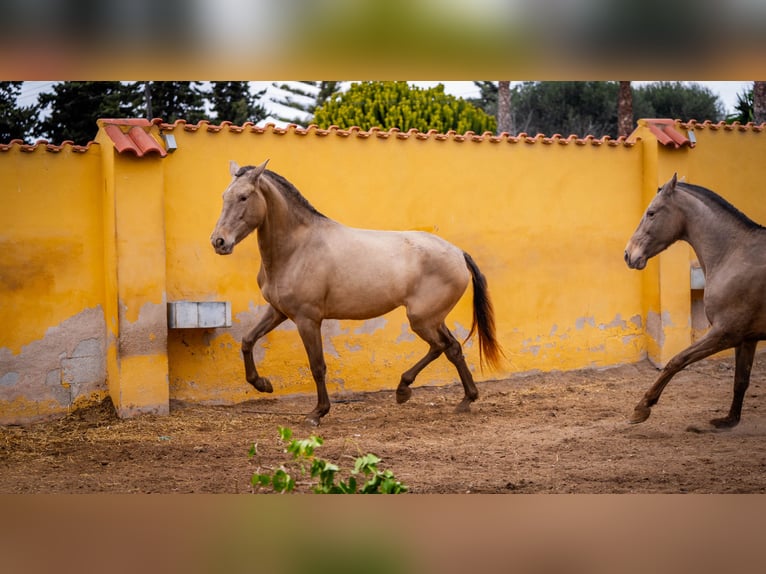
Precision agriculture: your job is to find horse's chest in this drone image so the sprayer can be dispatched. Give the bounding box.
[259,267,318,314]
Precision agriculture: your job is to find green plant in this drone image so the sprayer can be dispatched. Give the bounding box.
[249,426,408,494]
[313,81,496,134]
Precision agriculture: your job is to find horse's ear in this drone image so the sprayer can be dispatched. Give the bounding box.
[668,173,678,193]
[229,160,240,177]
[252,159,270,178]
[660,173,678,195]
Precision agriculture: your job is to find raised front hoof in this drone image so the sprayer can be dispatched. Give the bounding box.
[629,404,652,424]
[710,415,739,430]
[395,385,412,404]
[248,376,273,393]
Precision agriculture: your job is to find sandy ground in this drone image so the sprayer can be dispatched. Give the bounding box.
[2,354,766,494]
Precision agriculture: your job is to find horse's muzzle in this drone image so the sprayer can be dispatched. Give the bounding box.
[624,249,646,270]
[211,236,233,255]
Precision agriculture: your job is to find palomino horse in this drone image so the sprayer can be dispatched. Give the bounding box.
[625,173,766,428]
[211,160,503,425]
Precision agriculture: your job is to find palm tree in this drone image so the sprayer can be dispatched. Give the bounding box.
[617,81,633,137]
[497,81,512,134]
[754,81,766,125]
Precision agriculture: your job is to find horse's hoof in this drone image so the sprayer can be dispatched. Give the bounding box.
[710,416,738,429]
[249,377,273,393]
[396,385,412,404]
[304,414,321,427]
[629,404,651,424]
[455,399,472,414]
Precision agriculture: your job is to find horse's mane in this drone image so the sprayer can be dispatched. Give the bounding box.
[237,165,327,220]
[678,182,764,231]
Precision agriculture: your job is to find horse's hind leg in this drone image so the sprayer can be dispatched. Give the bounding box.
[711,339,757,429]
[396,345,443,404]
[438,324,479,413]
[402,320,478,412]
[242,305,287,393]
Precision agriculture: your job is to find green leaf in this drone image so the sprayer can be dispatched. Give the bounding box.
[272,468,295,493]
[278,426,293,442]
[353,453,381,475]
[251,473,271,488]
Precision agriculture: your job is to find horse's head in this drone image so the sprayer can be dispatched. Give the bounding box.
[211,159,269,255]
[624,173,685,270]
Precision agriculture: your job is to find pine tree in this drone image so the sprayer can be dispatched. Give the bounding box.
[135,81,207,123]
[315,82,342,109]
[265,81,319,124]
[468,82,498,116]
[208,82,267,125]
[37,82,141,144]
[0,82,39,142]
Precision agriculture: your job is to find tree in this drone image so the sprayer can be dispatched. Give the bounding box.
[265,81,319,124]
[633,82,723,123]
[315,81,342,109]
[207,82,267,125]
[37,82,141,144]
[469,81,499,117]
[754,81,766,125]
[313,81,497,134]
[511,81,620,137]
[497,81,512,134]
[503,81,723,138]
[617,81,634,137]
[0,82,39,142]
[726,86,754,124]
[135,81,207,123]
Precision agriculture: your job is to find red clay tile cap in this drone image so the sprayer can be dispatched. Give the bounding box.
[641,119,695,149]
[148,120,640,147]
[98,118,167,157]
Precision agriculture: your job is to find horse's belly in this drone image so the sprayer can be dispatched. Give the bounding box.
[323,278,407,320]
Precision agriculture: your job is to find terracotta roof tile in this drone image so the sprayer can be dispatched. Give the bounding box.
[681,119,765,133]
[0,138,93,153]
[155,120,640,147]
[6,118,762,155]
[98,118,167,157]
[639,119,696,148]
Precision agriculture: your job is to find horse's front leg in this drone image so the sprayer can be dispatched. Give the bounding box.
[631,328,732,424]
[295,317,330,426]
[242,305,287,393]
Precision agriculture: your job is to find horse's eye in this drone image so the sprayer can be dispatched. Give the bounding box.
[238,195,248,202]
[647,210,656,219]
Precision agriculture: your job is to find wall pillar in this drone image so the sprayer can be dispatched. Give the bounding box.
[97,119,169,417]
[629,121,694,367]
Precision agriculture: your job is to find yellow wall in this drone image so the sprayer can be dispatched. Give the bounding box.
[162,126,646,405]
[1,120,764,423]
[0,146,108,423]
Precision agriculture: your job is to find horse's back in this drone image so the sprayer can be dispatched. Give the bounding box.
[309,225,470,320]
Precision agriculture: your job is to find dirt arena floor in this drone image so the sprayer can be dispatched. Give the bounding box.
[2,354,766,494]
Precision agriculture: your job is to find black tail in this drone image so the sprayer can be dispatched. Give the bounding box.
[463,252,504,372]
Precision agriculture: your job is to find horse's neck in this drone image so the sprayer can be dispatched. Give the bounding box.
[256,179,315,269]
[679,191,746,274]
